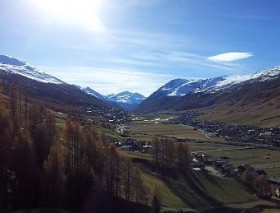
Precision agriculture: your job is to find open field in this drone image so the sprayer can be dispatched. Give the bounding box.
[141,171,188,209]
[128,115,280,178]
[127,122,212,141]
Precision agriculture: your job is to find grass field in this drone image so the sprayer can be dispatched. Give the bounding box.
[127,122,211,141]
[128,116,280,178]
[141,171,188,209]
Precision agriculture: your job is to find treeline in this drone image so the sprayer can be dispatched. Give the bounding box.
[0,84,147,212]
[152,137,191,171]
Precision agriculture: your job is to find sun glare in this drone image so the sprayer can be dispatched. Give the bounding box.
[31,0,106,33]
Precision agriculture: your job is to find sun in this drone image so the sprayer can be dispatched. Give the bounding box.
[31,0,106,33]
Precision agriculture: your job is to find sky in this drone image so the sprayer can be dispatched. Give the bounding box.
[0,0,280,96]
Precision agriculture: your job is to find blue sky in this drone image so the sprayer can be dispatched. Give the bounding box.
[0,0,279,96]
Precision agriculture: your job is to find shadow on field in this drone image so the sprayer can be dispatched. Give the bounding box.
[163,171,222,210]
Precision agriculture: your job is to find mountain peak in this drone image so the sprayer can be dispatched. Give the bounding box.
[0,55,26,66]
[105,91,146,111]
[107,91,145,104]
[82,87,105,100]
[0,55,65,84]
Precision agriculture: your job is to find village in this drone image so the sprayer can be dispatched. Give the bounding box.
[173,112,280,148]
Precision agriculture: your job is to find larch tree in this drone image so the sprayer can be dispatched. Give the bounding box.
[41,143,65,206]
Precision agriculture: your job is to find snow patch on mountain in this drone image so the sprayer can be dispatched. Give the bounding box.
[0,55,64,84]
[107,91,146,104]
[156,66,280,97]
[82,87,105,100]
[210,66,280,91]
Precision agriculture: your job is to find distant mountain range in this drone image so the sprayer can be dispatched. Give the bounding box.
[1,54,279,126]
[82,87,146,111]
[0,55,146,111]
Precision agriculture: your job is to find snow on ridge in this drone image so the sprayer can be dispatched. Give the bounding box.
[213,75,251,88]
[0,55,64,84]
[159,65,280,97]
[213,66,280,89]
[108,91,145,104]
[254,66,280,81]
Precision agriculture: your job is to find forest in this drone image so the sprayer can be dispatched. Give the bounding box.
[0,83,191,213]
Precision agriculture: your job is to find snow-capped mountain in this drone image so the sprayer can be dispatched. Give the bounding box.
[107,91,145,104]
[0,55,109,112]
[137,66,280,113]
[82,87,106,101]
[106,91,146,111]
[158,77,226,97]
[0,55,64,84]
[153,66,280,97]
[81,88,146,111]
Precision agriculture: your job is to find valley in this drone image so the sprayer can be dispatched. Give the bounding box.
[1,0,280,212]
[0,55,280,213]
[117,112,280,212]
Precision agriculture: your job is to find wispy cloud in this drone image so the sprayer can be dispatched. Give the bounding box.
[208,52,254,62]
[39,66,174,96]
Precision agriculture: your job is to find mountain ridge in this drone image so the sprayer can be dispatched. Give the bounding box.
[136,65,280,127]
[83,88,146,111]
[0,55,109,113]
[0,55,65,84]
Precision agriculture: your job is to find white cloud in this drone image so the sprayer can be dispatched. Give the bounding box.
[207,52,254,62]
[166,51,242,72]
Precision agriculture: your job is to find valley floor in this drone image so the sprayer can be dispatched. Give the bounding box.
[120,112,280,212]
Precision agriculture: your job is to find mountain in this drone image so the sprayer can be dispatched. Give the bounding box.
[82,89,146,111]
[136,66,280,127]
[0,55,64,84]
[82,87,106,101]
[144,66,280,100]
[0,55,109,113]
[106,91,146,111]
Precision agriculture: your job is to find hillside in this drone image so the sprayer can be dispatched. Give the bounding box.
[136,66,280,127]
[0,55,109,113]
